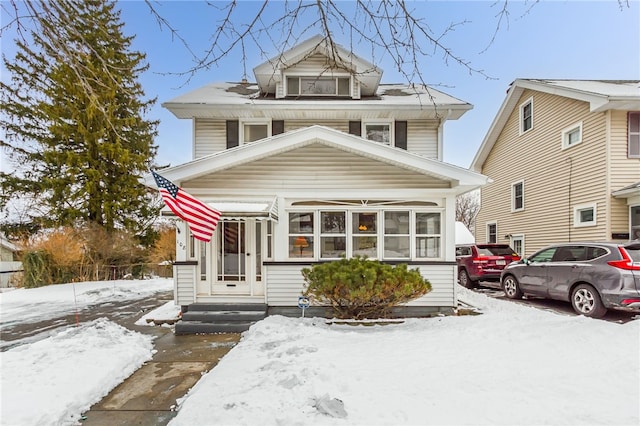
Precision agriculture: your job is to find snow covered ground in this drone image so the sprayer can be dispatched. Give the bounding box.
[1,279,638,426]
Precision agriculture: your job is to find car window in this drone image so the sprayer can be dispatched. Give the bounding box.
[456,246,471,256]
[476,246,515,256]
[551,246,583,262]
[583,246,608,261]
[529,248,556,263]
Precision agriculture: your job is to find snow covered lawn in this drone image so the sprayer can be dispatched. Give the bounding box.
[1,280,638,426]
[169,288,640,426]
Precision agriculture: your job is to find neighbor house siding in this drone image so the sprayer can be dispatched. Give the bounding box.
[477,90,610,256]
[609,110,640,237]
[265,263,456,307]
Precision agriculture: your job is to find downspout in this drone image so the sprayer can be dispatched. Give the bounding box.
[567,157,572,242]
[438,109,452,161]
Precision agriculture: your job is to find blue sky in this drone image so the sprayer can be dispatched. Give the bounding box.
[3,1,640,170]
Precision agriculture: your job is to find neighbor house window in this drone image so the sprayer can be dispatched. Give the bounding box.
[562,122,583,149]
[415,212,441,258]
[286,76,350,96]
[363,121,392,145]
[241,120,270,143]
[511,235,524,257]
[574,203,596,227]
[487,222,497,243]
[512,180,524,211]
[289,212,314,258]
[520,97,533,134]
[383,211,410,259]
[629,112,640,158]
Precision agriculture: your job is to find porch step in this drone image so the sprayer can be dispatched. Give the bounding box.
[175,303,268,335]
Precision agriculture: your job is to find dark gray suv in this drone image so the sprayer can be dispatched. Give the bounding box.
[500,241,640,318]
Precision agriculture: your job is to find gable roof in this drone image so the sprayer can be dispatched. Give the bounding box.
[471,79,640,172]
[252,35,382,96]
[146,125,489,194]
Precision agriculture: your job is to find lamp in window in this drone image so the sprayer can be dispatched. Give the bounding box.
[293,236,308,256]
[359,225,367,231]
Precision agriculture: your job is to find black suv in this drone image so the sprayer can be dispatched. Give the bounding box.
[456,244,521,288]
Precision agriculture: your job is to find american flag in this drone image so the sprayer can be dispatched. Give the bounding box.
[152,171,221,242]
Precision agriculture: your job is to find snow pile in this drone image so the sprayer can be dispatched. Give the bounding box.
[1,318,154,425]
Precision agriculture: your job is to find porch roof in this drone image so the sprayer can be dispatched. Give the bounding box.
[161,197,278,221]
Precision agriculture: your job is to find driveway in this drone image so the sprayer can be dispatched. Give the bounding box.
[472,283,639,323]
[1,290,174,351]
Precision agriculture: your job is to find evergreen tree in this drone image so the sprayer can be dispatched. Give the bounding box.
[0,0,159,243]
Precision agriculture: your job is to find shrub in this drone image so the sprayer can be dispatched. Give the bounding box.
[301,256,432,319]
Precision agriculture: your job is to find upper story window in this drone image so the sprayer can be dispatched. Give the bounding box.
[519,97,533,134]
[363,121,392,145]
[487,222,497,243]
[562,122,583,149]
[242,120,270,143]
[629,112,640,158]
[512,180,524,212]
[286,76,350,97]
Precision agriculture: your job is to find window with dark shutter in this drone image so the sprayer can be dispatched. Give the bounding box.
[226,120,239,149]
[395,121,407,150]
[348,121,361,136]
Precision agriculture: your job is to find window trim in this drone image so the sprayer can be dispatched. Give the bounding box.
[574,203,597,227]
[510,234,524,257]
[486,221,497,244]
[285,75,351,97]
[629,111,640,158]
[362,120,394,146]
[511,180,525,212]
[561,121,583,150]
[519,97,533,135]
[240,119,271,144]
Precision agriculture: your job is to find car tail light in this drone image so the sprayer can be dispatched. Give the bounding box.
[472,257,488,264]
[622,299,640,305]
[512,255,521,261]
[607,247,640,271]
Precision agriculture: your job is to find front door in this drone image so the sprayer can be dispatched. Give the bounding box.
[210,220,263,295]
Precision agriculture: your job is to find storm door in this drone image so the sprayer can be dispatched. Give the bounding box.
[211,220,262,295]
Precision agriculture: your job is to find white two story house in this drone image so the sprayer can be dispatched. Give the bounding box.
[150,36,489,326]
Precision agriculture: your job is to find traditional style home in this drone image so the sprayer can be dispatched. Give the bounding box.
[471,79,640,257]
[149,36,489,332]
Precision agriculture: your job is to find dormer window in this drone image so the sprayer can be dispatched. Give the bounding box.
[286,76,350,96]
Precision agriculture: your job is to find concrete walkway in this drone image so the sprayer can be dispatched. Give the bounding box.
[80,307,241,425]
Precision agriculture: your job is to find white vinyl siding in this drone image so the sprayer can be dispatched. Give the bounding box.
[265,263,456,307]
[194,119,226,158]
[183,143,450,191]
[406,120,439,158]
[175,263,196,306]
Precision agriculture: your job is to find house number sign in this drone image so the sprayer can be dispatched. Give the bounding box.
[298,296,310,317]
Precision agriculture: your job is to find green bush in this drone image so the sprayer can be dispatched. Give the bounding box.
[301,256,432,319]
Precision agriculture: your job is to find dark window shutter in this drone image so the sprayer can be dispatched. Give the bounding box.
[348,121,361,136]
[226,120,239,148]
[395,121,407,150]
[272,120,285,136]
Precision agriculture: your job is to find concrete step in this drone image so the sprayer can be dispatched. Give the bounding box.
[181,310,267,322]
[175,321,255,334]
[186,303,267,312]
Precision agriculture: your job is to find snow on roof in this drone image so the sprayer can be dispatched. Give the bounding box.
[527,79,640,97]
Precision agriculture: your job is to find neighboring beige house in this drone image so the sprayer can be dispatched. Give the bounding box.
[471,79,640,257]
[147,35,489,331]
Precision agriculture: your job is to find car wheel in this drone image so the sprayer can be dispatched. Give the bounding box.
[502,275,523,299]
[459,269,477,289]
[571,284,607,318]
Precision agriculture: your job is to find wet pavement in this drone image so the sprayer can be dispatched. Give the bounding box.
[1,290,242,425]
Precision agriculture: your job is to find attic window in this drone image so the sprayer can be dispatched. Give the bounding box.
[287,76,350,96]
